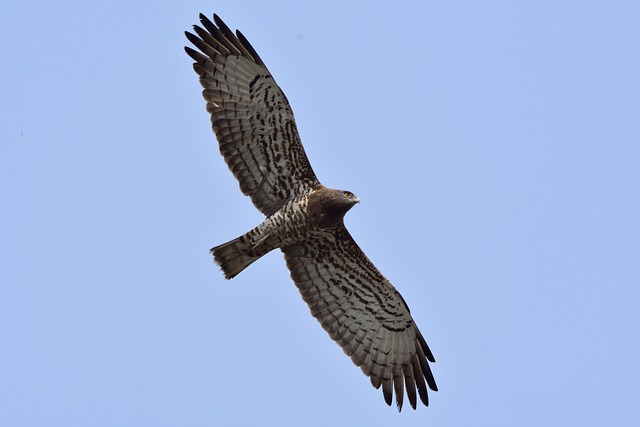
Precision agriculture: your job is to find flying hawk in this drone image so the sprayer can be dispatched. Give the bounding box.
[185,13,437,410]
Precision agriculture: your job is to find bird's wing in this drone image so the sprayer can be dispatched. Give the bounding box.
[282,227,437,410]
[185,14,320,216]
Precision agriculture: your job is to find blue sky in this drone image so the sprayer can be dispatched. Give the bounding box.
[2,0,639,425]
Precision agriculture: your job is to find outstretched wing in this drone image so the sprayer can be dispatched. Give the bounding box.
[185,14,320,216]
[282,227,438,410]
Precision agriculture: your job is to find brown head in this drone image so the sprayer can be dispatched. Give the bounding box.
[307,187,360,228]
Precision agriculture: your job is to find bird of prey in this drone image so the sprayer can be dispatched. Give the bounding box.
[185,13,437,410]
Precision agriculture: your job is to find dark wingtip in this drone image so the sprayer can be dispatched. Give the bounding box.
[384,392,393,407]
[213,13,224,27]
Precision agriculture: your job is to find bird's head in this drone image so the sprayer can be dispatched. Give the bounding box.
[326,189,360,212]
[308,187,360,228]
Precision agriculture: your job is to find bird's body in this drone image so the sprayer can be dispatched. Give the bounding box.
[212,186,359,279]
[185,13,437,410]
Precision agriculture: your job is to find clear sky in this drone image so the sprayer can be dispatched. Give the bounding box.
[2,1,639,425]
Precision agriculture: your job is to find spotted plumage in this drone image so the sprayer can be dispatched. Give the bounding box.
[185,13,437,410]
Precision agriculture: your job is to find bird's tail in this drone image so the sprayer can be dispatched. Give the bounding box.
[210,235,261,279]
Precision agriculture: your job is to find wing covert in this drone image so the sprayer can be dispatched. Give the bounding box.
[185,14,320,216]
[282,227,437,410]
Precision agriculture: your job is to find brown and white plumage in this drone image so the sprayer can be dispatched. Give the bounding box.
[284,228,437,409]
[185,13,437,410]
[185,14,318,216]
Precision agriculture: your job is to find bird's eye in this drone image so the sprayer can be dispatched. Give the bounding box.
[343,191,351,197]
